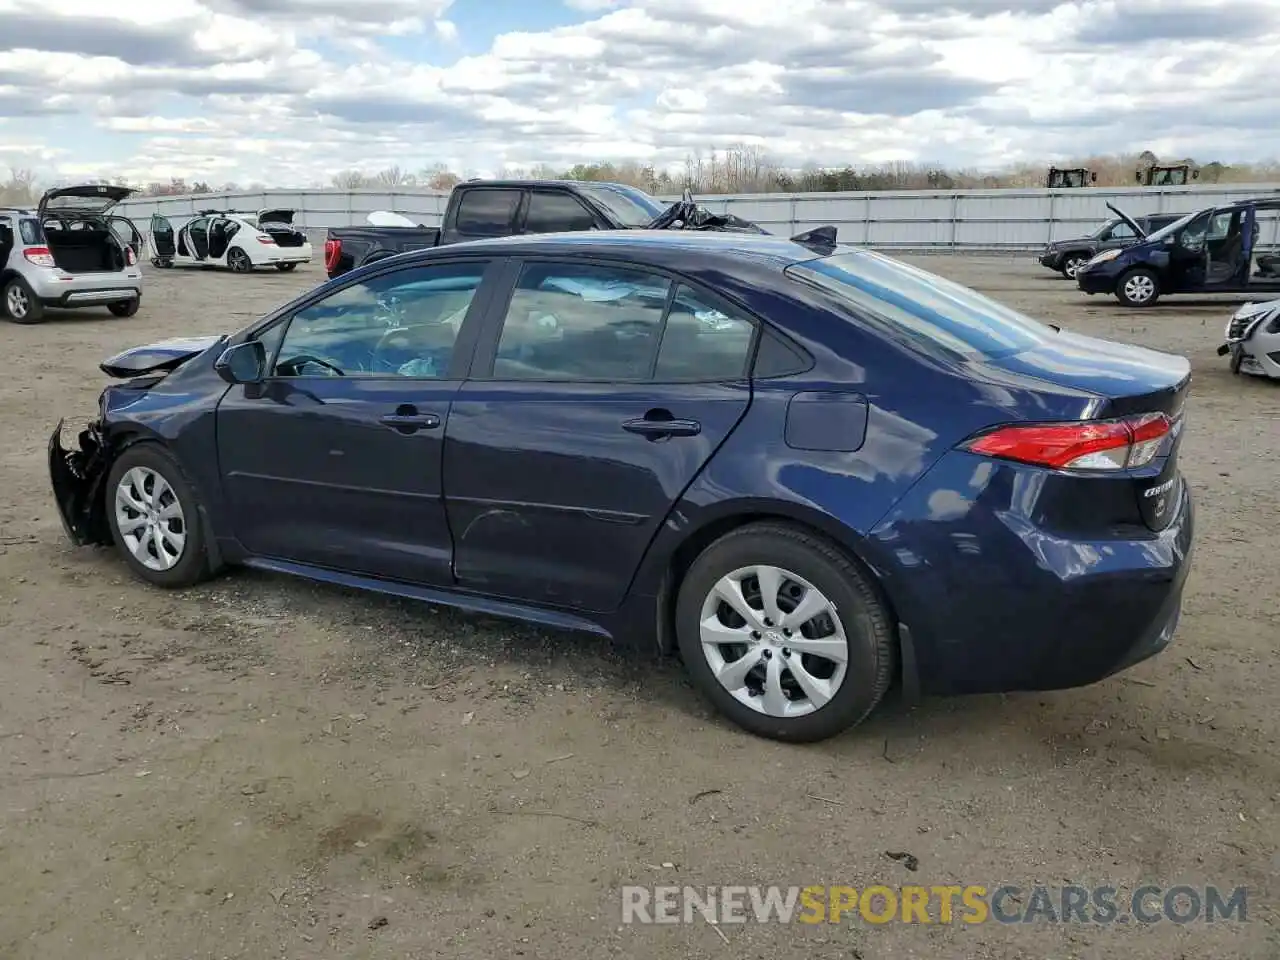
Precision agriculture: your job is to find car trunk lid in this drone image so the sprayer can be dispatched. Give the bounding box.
[258,208,295,226]
[39,185,135,219]
[978,330,1190,531]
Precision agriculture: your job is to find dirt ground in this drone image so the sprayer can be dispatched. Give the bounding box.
[1,254,1277,960]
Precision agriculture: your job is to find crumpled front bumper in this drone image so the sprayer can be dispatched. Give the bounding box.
[48,418,113,545]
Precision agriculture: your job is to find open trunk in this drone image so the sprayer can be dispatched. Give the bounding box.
[44,227,125,273]
[259,208,307,247]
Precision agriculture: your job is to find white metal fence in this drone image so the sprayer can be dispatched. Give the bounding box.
[113,182,1280,252]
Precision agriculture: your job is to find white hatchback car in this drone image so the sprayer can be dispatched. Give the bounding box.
[146,208,312,273]
[0,185,144,323]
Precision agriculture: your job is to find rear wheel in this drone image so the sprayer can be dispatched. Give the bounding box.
[1116,268,1160,307]
[227,248,253,273]
[4,277,44,323]
[275,262,297,272]
[1061,254,1088,279]
[105,444,211,588]
[108,297,140,317]
[674,523,895,743]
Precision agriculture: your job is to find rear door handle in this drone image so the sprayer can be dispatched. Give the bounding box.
[622,417,701,438]
[380,413,441,433]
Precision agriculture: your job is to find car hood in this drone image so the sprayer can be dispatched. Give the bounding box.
[100,335,226,379]
[984,328,1190,416]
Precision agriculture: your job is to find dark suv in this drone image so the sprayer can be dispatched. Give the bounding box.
[1039,213,1186,280]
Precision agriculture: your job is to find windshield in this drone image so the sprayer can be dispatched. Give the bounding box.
[1091,218,1119,239]
[574,183,665,227]
[785,250,1054,360]
[1144,210,1206,243]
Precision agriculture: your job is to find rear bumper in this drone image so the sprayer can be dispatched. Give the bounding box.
[39,286,141,308]
[262,247,312,264]
[868,460,1195,697]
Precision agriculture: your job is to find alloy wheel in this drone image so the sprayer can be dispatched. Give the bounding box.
[6,285,29,318]
[114,466,187,571]
[1064,257,1085,279]
[698,564,850,718]
[229,249,251,272]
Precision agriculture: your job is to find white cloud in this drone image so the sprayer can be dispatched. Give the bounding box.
[0,0,1278,187]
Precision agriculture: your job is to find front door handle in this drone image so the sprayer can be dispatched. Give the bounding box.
[380,410,441,434]
[622,414,701,439]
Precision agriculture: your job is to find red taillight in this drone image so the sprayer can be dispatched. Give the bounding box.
[324,238,341,272]
[963,413,1171,471]
[256,234,276,245]
[24,246,55,267]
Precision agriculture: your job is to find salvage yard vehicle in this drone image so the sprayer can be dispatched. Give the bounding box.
[1038,211,1186,280]
[1076,198,1280,306]
[147,208,312,273]
[323,180,766,279]
[1217,298,1280,378]
[0,185,144,323]
[49,229,1194,743]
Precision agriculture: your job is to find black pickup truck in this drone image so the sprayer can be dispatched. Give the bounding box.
[322,179,764,279]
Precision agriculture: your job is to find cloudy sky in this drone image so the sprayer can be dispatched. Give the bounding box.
[1,0,1277,187]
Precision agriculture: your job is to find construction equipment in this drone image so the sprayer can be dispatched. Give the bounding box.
[1136,164,1199,186]
[1046,167,1096,188]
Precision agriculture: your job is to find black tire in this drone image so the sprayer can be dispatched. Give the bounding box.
[674,522,895,743]
[104,443,211,588]
[108,297,140,318]
[227,248,253,273]
[3,276,44,323]
[275,262,297,272]
[1115,267,1161,307]
[1060,254,1088,280]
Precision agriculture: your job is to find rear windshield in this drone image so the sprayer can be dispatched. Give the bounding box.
[785,250,1054,360]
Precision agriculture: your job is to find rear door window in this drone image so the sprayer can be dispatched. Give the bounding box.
[454,189,521,236]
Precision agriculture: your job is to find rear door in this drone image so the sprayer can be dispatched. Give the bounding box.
[106,216,142,258]
[215,257,500,584]
[446,187,522,243]
[186,216,210,260]
[443,258,757,613]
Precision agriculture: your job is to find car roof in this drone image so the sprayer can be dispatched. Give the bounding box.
[460,178,637,191]
[414,229,836,270]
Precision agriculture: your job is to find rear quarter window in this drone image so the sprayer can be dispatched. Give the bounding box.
[19,219,42,245]
[785,250,1054,361]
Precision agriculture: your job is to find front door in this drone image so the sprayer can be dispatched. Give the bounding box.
[444,259,756,613]
[215,258,498,584]
[150,215,175,258]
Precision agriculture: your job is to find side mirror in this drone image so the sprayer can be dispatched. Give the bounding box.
[214,340,267,384]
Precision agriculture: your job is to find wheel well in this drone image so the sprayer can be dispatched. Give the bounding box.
[655,512,902,658]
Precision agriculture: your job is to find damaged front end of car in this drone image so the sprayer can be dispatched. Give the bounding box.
[49,333,227,547]
[49,414,116,546]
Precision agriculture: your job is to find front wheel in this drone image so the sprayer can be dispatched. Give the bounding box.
[275,262,297,272]
[1116,268,1160,307]
[674,523,895,743]
[1061,255,1088,280]
[227,248,253,273]
[4,277,44,323]
[105,444,211,588]
[108,298,140,317]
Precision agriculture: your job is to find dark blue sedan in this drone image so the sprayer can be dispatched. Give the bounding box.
[48,230,1195,742]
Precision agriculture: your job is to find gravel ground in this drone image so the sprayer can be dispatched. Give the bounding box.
[1,254,1276,960]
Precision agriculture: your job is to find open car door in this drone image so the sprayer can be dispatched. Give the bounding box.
[185,216,210,260]
[107,216,142,259]
[1105,202,1149,240]
[150,214,175,261]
